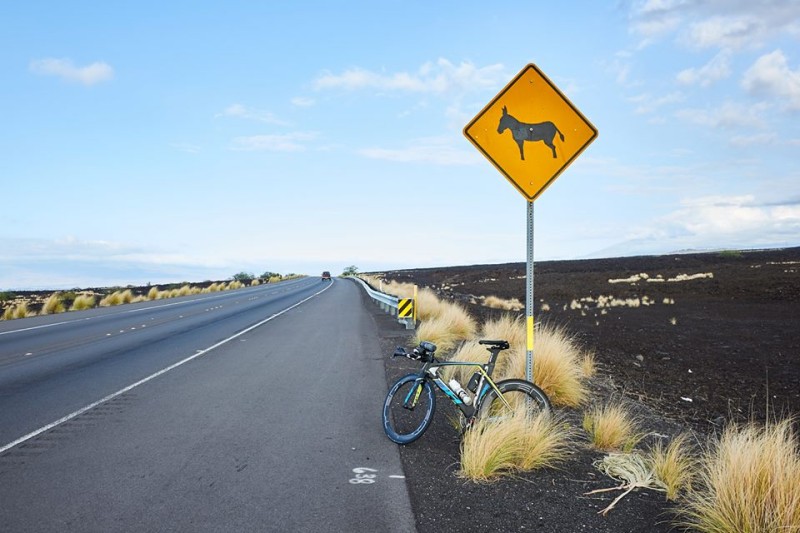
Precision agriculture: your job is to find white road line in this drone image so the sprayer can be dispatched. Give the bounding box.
[0,279,334,455]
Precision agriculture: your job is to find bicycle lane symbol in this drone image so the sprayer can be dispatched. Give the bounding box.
[348,467,405,485]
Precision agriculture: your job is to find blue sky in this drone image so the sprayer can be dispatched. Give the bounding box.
[2,1,799,289]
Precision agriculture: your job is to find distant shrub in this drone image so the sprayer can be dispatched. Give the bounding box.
[0,291,15,303]
[717,250,743,258]
[147,287,160,300]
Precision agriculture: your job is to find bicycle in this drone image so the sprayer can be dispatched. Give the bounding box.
[382,339,551,444]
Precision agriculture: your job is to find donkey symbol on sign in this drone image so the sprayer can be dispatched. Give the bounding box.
[497,106,564,160]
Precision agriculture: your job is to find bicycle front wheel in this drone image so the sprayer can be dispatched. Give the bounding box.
[382,374,436,445]
[477,379,551,422]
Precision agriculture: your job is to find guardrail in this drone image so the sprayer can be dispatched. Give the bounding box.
[347,276,415,330]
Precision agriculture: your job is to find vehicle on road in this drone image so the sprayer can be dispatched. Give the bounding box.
[322,271,331,281]
[382,339,551,444]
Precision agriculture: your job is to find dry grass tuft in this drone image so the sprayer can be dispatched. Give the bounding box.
[415,287,448,321]
[482,295,524,311]
[147,287,160,300]
[460,409,573,481]
[648,433,697,501]
[481,314,527,348]
[444,340,489,383]
[70,294,96,311]
[680,419,800,533]
[495,321,587,408]
[414,302,476,353]
[583,402,642,452]
[581,350,597,378]
[41,293,65,315]
[2,302,36,320]
[100,290,133,307]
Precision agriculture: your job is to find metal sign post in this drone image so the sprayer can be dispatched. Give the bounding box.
[463,63,597,383]
[526,201,534,382]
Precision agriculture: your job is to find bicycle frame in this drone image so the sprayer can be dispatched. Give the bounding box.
[402,358,511,420]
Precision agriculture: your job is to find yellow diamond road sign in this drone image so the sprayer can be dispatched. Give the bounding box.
[464,63,597,201]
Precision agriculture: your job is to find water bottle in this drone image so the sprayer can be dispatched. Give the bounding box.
[448,379,473,405]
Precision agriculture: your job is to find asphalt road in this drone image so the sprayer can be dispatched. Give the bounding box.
[0,278,415,532]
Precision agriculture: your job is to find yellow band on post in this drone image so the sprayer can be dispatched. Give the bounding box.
[527,316,534,351]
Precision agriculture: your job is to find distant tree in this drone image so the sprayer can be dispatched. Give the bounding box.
[341,265,359,277]
[232,272,255,283]
[261,271,280,280]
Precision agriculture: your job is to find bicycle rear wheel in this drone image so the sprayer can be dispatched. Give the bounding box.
[477,379,551,422]
[382,374,436,444]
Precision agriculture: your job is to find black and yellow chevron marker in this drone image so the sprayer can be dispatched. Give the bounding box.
[398,298,415,318]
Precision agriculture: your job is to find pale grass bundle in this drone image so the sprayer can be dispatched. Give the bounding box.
[680,419,800,533]
[587,452,666,515]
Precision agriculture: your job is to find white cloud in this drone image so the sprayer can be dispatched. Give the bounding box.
[683,15,766,50]
[170,142,201,154]
[216,103,288,125]
[729,133,777,147]
[675,100,768,129]
[742,50,800,111]
[358,136,481,166]
[630,0,800,49]
[313,58,508,96]
[629,91,684,114]
[626,194,800,250]
[291,97,315,107]
[29,58,114,85]
[229,132,318,152]
[677,50,732,86]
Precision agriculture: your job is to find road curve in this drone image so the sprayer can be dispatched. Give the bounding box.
[0,278,416,532]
